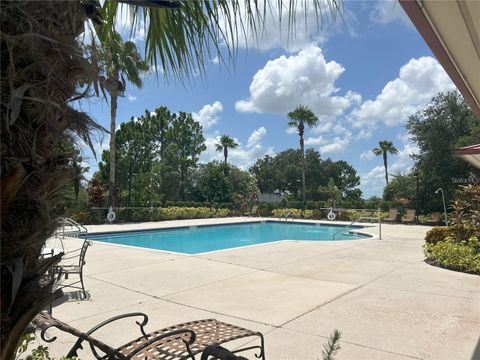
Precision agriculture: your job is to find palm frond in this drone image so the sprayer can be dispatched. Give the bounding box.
[101,0,342,80]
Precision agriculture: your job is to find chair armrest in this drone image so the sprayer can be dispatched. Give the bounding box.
[34,316,126,360]
[66,313,149,359]
[125,328,197,359]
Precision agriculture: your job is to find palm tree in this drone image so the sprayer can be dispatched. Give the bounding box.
[372,140,399,185]
[1,2,341,358]
[288,105,319,210]
[91,29,149,210]
[215,135,239,164]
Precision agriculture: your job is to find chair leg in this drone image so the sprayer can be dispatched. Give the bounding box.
[80,272,87,299]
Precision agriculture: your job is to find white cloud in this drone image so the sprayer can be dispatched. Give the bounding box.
[286,127,297,135]
[200,129,274,169]
[192,101,223,129]
[247,127,267,148]
[235,46,361,119]
[304,128,352,155]
[360,150,375,161]
[211,56,219,64]
[370,1,412,27]
[218,1,339,52]
[114,5,145,42]
[127,94,137,102]
[350,57,455,128]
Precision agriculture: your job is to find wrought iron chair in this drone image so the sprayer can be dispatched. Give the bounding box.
[33,312,265,360]
[52,239,92,299]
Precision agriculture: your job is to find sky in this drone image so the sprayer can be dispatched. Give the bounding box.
[78,0,456,198]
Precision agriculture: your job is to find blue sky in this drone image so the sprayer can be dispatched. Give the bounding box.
[79,0,456,198]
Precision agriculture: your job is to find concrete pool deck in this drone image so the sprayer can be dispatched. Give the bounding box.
[43,217,479,360]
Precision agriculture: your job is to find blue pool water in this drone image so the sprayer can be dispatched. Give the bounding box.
[89,221,368,254]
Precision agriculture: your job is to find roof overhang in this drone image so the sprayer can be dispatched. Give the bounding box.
[456,144,480,169]
[400,0,480,118]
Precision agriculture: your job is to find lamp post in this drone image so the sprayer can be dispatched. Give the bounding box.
[435,188,448,226]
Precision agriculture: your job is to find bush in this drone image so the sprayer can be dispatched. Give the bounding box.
[425,226,450,244]
[424,237,480,274]
[346,210,388,221]
[425,225,480,245]
[272,208,302,218]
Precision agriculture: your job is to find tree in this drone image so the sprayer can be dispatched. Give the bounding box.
[406,91,480,212]
[1,1,340,357]
[91,29,148,210]
[95,107,206,206]
[383,173,417,203]
[250,149,361,205]
[287,105,319,210]
[215,135,239,164]
[167,112,206,199]
[372,140,398,185]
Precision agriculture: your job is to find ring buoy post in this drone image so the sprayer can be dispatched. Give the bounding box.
[107,206,116,223]
[327,209,336,221]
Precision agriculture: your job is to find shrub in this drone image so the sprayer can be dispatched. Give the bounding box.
[303,210,314,219]
[272,208,302,218]
[425,224,480,245]
[70,211,91,224]
[424,237,480,274]
[425,227,450,244]
[346,210,388,221]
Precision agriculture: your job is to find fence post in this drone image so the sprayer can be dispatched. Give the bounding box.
[378,207,382,240]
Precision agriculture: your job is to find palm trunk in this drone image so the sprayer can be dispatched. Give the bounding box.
[224,147,228,164]
[383,152,389,185]
[1,2,100,358]
[299,121,306,211]
[109,85,118,210]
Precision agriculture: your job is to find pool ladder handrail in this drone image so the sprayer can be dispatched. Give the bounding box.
[332,211,382,240]
[55,217,88,240]
[279,211,294,222]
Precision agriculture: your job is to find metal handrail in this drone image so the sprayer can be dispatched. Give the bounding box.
[332,211,382,240]
[285,211,294,221]
[279,211,294,222]
[56,217,88,239]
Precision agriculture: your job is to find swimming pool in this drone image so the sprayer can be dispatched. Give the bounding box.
[89,221,369,254]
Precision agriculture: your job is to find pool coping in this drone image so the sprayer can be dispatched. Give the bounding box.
[84,219,376,256]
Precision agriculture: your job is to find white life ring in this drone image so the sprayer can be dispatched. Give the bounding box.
[327,210,336,221]
[107,207,116,223]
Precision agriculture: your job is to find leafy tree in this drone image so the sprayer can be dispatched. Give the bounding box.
[215,135,239,164]
[250,149,361,205]
[167,112,206,199]
[90,29,148,209]
[372,140,398,185]
[407,91,480,211]
[383,173,417,203]
[287,105,319,209]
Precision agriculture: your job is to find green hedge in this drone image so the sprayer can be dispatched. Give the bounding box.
[271,208,314,219]
[425,237,480,274]
[346,210,388,221]
[70,207,231,224]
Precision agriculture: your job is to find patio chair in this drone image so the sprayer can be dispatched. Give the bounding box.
[401,209,416,224]
[384,209,399,223]
[243,205,258,217]
[33,312,265,360]
[52,239,92,299]
[424,212,442,225]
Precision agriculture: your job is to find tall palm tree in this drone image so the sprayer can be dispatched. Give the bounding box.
[372,140,399,185]
[287,105,319,210]
[1,1,341,358]
[92,28,149,210]
[215,135,239,164]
